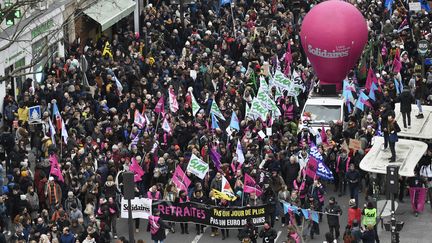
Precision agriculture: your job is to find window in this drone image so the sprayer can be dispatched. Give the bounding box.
[303,105,341,122]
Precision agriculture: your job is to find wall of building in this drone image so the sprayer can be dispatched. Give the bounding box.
[0,2,66,103]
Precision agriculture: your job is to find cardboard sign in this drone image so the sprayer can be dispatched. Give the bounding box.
[409,2,421,12]
[349,139,362,151]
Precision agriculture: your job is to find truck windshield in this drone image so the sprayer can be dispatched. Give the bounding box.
[303,105,341,122]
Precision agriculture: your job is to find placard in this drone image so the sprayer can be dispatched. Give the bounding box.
[187,154,209,179]
[28,105,41,123]
[409,2,421,12]
[120,197,152,219]
[349,139,362,151]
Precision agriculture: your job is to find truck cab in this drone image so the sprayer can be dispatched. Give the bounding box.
[299,95,344,134]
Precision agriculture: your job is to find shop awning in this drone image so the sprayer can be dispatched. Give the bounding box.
[84,0,136,31]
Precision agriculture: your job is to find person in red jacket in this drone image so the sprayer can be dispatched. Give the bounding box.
[347,199,361,227]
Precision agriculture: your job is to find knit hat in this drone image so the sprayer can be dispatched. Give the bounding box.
[349,199,356,207]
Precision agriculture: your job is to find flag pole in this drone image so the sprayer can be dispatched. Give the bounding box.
[241,187,244,207]
[60,132,63,161]
[154,112,161,135]
[230,2,236,39]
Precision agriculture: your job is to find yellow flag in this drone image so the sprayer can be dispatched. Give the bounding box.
[102,41,113,58]
[211,189,236,201]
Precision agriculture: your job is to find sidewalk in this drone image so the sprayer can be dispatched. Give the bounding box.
[378,200,432,243]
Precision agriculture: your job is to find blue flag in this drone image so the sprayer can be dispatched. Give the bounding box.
[369,82,378,101]
[229,111,240,131]
[420,0,431,12]
[394,78,403,94]
[301,209,309,219]
[311,211,319,223]
[346,100,352,113]
[220,0,232,6]
[385,0,394,14]
[355,92,371,111]
[283,202,300,215]
[310,144,334,181]
[211,113,219,129]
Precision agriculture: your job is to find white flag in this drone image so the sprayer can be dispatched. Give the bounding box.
[221,175,235,197]
[48,118,56,145]
[169,88,179,113]
[162,116,172,134]
[236,139,245,164]
[61,119,68,144]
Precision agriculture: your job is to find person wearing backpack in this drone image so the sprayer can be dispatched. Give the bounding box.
[149,209,173,243]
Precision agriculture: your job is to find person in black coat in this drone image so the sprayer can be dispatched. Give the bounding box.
[388,114,401,162]
[361,224,377,243]
[414,74,425,119]
[379,104,395,151]
[282,155,300,191]
[396,88,415,129]
[238,218,258,243]
[324,197,342,239]
[191,190,207,235]
[258,222,277,243]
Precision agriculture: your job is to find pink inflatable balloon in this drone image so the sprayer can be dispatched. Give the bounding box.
[300,0,368,90]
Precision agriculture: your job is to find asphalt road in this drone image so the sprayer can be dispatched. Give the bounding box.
[115,183,428,242]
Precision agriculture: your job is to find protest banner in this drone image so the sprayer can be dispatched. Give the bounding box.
[120,197,152,219]
[187,154,209,179]
[152,201,270,229]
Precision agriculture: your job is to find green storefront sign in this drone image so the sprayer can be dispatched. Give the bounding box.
[31,19,54,39]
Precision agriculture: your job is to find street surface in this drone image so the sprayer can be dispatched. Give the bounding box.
[115,184,429,242]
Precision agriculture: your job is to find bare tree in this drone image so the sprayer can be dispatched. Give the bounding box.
[0,0,96,82]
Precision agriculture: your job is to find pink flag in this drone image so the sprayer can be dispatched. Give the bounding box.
[365,68,378,91]
[49,154,64,182]
[409,187,427,213]
[172,165,191,192]
[169,88,179,113]
[130,157,145,182]
[134,110,146,129]
[320,124,328,145]
[393,48,402,73]
[154,96,165,114]
[305,156,318,179]
[243,174,262,196]
[284,41,293,76]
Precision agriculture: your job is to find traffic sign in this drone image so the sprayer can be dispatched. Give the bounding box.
[28,105,42,123]
[418,40,429,56]
[14,10,21,18]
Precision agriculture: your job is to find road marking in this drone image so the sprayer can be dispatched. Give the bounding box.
[192,226,207,243]
[275,230,282,242]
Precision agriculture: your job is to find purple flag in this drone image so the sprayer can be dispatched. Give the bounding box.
[209,146,221,171]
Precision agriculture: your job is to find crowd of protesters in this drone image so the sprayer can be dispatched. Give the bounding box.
[2,0,432,242]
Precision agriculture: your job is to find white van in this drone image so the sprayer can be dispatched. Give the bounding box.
[299,96,345,133]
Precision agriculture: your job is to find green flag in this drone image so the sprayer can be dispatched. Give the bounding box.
[357,55,367,81]
[377,46,384,71]
[191,93,200,116]
[259,76,269,93]
[210,100,226,121]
